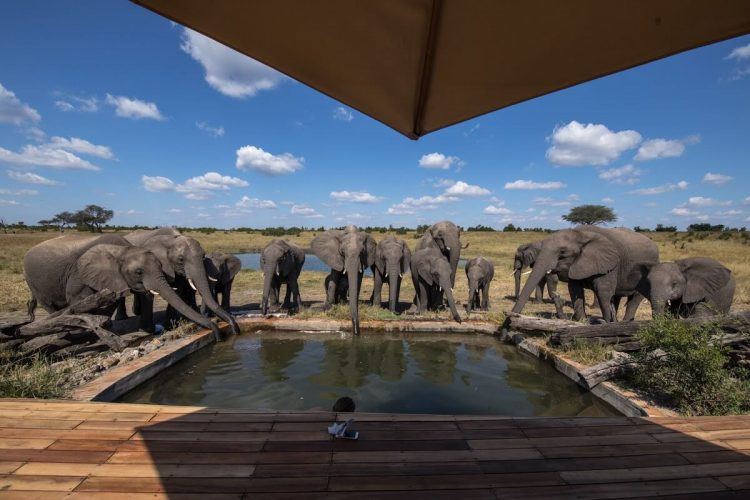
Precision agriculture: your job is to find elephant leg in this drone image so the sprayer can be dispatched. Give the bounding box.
[290,273,302,313]
[137,292,155,333]
[27,297,37,322]
[417,281,429,313]
[622,293,644,321]
[547,274,559,301]
[593,287,616,323]
[114,297,128,321]
[569,281,586,321]
[133,293,142,316]
[371,271,383,307]
[282,280,293,309]
[221,282,232,311]
[324,272,338,309]
[395,277,402,313]
[482,283,490,311]
[534,280,543,304]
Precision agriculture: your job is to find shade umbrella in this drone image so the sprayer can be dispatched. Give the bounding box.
[133,0,750,139]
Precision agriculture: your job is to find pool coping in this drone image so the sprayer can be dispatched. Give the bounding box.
[72,316,670,417]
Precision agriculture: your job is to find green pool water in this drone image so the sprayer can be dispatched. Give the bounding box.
[119,330,619,416]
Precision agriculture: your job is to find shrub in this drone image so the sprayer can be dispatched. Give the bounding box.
[630,316,750,416]
[0,352,69,399]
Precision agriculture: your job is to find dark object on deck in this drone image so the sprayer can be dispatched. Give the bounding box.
[332,396,355,413]
[132,0,750,139]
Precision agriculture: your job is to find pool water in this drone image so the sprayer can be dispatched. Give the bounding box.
[120,331,619,416]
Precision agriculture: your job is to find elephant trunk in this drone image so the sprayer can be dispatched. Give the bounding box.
[187,263,239,335]
[440,276,461,323]
[467,279,479,310]
[512,249,556,315]
[347,261,361,335]
[513,268,522,299]
[650,297,667,318]
[387,263,400,313]
[261,264,275,315]
[144,275,222,341]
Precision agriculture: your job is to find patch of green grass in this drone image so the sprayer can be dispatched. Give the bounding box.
[560,338,613,365]
[630,316,750,416]
[0,351,70,399]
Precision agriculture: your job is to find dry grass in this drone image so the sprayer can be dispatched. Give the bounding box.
[1,229,748,321]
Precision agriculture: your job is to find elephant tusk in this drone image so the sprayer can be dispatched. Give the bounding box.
[446,246,451,252]
[343,268,347,275]
[439,286,443,292]
[545,270,552,275]
[384,272,388,278]
[208,276,218,282]
[188,279,197,291]
[523,270,533,276]
[149,290,160,296]
[399,273,403,279]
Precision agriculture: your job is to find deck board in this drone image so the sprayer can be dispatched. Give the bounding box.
[0,399,748,497]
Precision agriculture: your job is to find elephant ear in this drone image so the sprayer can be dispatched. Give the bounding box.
[363,233,377,268]
[568,231,619,280]
[401,242,411,275]
[76,244,130,294]
[678,258,731,303]
[203,256,221,281]
[522,248,536,268]
[374,243,386,274]
[311,231,344,271]
[417,253,434,286]
[226,255,242,279]
[141,238,175,279]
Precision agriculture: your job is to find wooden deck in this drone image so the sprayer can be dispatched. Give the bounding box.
[0,400,748,498]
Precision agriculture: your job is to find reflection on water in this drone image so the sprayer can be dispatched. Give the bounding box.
[120,331,619,416]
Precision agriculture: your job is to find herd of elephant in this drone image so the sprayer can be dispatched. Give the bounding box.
[22,221,735,341]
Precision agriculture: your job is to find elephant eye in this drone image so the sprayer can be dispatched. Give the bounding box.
[135,268,144,276]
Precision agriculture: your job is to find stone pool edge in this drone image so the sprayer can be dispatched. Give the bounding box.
[72,316,670,417]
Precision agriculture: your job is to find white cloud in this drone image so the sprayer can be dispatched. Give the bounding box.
[118,209,142,216]
[546,121,641,166]
[504,179,566,190]
[47,136,114,159]
[236,145,304,175]
[702,172,733,185]
[670,207,701,217]
[170,172,249,200]
[629,181,688,195]
[443,181,490,197]
[483,203,511,215]
[602,197,614,203]
[168,208,182,213]
[105,94,164,120]
[24,127,46,143]
[54,94,98,113]
[0,83,41,125]
[0,145,99,170]
[744,197,750,205]
[687,196,731,207]
[330,190,382,203]
[291,204,323,218]
[0,199,20,206]
[236,196,277,209]
[335,213,370,222]
[418,152,464,170]
[727,43,750,61]
[0,188,37,196]
[598,164,641,185]
[142,175,175,192]
[7,170,59,185]
[634,135,699,162]
[332,107,353,122]
[533,197,571,207]
[180,28,283,98]
[716,209,743,217]
[195,121,224,137]
[387,194,459,214]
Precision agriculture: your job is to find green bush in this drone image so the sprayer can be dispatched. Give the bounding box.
[0,352,69,399]
[630,316,750,416]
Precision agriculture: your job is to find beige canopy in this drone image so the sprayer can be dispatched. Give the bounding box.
[133,0,750,139]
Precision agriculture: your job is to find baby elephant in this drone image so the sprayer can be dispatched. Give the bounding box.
[261,239,305,315]
[203,252,242,315]
[324,272,349,304]
[646,257,735,318]
[465,257,494,311]
[410,247,461,323]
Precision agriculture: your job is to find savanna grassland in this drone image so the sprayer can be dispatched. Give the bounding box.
[1,228,748,322]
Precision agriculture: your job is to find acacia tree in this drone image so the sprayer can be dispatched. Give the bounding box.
[73,205,114,232]
[562,204,617,225]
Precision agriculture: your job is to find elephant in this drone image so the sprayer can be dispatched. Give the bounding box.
[324,272,349,304]
[645,257,735,318]
[410,246,462,323]
[415,221,465,286]
[512,226,659,322]
[202,252,242,315]
[23,234,222,340]
[371,236,411,313]
[124,228,239,335]
[311,225,376,335]
[260,239,305,315]
[512,241,559,304]
[465,256,494,311]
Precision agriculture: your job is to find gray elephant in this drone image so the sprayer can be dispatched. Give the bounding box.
[466,257,494,311]
[324,272,349,304]
[311,225,376,335]
[512,226,659,322]
[202,252,242,314]
[260,239,305,315]
[410,247,462,323]
[23,234,222,340]
[124,228,239,334]
[371,236,411,313]
[415,221,465,286]
[513,241,559,304]
[646,257,735,318]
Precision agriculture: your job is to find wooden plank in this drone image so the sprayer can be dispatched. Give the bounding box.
[76,476,329,493]
[0,449,113,464]
[0,428,136,440]
[0,474,85,492]
[75,420,273,432]
[539,440,736,459]
[469,432,658,450]
[718,474,750,490]
[131,430,329,442]
[331,448,542,464]
[560,461,750,485]
[328,472,564,491]
[478,453,689,474]
[14,462,256,478]
[0,438,55,450]
[0,417,82,430]
[106,450,330,465]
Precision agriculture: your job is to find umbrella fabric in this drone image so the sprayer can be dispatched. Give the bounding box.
[133,0,750,139]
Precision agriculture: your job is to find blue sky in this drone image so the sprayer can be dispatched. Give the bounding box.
[1,1,748,230]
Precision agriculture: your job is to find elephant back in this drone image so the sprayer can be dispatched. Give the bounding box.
[126,227,180,246]
[579,226,658,288]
